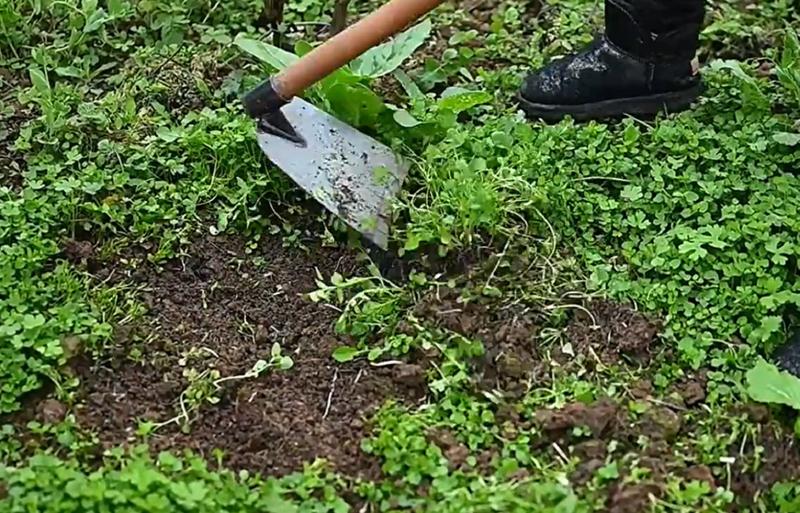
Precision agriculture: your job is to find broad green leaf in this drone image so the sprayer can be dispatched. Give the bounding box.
[156,126,180,142]
[294,40,313,57]
[83,8,108,33]
[781,24,799,69]
[216,209,229,232]
[332,346,360,363]
[393,109,422,128]
[440,86,469,98]
[28,67,50,96]
[746,358,800,409]
[325,83,385,127]
[250,359,268,375]
[350,19,432,78]
[437,88,491,113]
[774,132,800,146]
[393,69,424,100]
[55,66,83,78]
[21,314,45,330]
[709,60,770,110]
[777,28,800,106]
[620,185,643,202]
[234,34,298,71]
[81,0,98,12]
[403,233,421,252]
[108,0,123,16]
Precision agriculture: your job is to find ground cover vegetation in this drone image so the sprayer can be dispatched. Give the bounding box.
[1,0,800,511]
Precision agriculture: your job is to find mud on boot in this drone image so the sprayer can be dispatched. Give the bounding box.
[519,0,705,122]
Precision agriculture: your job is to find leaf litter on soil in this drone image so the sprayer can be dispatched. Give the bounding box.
[72,234,425,478]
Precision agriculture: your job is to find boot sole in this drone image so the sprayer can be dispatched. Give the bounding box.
[517,84,703,123]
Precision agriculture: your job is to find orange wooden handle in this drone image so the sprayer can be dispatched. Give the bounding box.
[272,0,444,99]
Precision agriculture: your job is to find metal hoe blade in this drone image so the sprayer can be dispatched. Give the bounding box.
[255,98,409,250]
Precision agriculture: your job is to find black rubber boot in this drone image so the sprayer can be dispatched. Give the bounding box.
[519,0,705,122]
[774,330,800,377]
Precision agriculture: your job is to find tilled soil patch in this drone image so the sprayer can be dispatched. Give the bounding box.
[729,417,800,510]
[415,289,660,395]
[74,234,424,478]
[527,396,800,512]
[413,286,545,395]
[410,286,800,510]
[564,299,660,367]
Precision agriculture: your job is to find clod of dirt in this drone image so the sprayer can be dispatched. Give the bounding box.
[37,399,67,424]
[254,324,270,344]
[428,428,458,448]
[565,300,660,366]
[684,464,716,490]
[444,443,470,469]
[61,239,95,265]
[413,290,488,335]
[496,352,528,379]
[572,439,607,460]
[428,428,470,468]
[607,483,660,513]
[475,448,497,471]
[145,50,229,118]
[534,399,620,439]
[491,321,539,347]
[414,287,544,394]
[75,234,422,478]
[641,406,683,441]
[629,379,653,399]
[60,336,83,359]
[571,458,605,485]
[678,379,706,407]
[392,363,427,388]
[744,403,770,423]
[495,402,521,424]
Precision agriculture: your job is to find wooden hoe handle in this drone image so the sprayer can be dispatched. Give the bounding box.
[242,0,444,121]
[274,0,444,98]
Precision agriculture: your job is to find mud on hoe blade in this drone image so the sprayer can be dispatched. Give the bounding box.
[241,0,446,249]
[243,81,408,251]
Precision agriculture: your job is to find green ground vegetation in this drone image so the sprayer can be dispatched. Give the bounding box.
[2,0,800,511]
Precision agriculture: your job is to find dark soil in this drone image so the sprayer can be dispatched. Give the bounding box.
[413,286,546,395]
[564,300,660,367]
[140,47,236,119]
[730,427,800,511]
[526,397,679,512]
[535,398,623,440]
[522,393,800,512]
[74,234,424,478]
[772,330,800,378]
[673,373,708,407]
[412,290,661,399]
[0,71,33,190]
[61,239,96,266]
[700,0,787,62]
